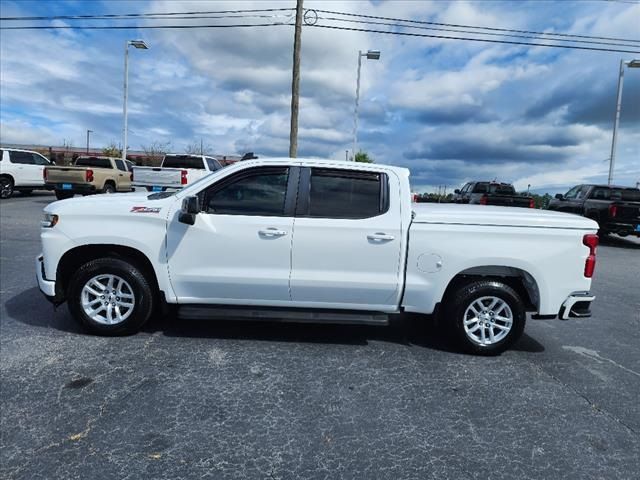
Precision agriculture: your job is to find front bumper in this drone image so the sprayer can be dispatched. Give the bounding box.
[36,255,59,303]
[558,292,595,320]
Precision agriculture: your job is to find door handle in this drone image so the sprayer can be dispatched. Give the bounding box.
[259,228,288,237]
[367,232,395,241]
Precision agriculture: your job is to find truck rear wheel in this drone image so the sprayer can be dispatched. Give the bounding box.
[67,257,155,336]
[444,280,526,355]
[55,190,74,200]
[102,182,116,194]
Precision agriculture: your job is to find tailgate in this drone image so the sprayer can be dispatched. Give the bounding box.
[45,167,88,184]
[487,195,531,207]
[616,202,640,222]
[132,167,183,187]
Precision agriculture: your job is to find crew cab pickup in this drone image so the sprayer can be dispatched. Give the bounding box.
[45,156,134,200]
[37,158,599,355]
[0,148,53,199]
[132,154,223,192]
[453,181,534,208]
[548,184,640,237]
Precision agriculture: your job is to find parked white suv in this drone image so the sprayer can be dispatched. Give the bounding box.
[37,158,599,355]
[0,148,53,198]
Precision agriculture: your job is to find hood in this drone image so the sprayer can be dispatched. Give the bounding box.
[412,204,599,230]
[44,191,177,216]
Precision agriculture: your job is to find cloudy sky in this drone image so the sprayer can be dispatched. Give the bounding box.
[1,0,638,193]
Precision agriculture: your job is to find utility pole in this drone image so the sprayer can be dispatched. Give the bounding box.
[289,0,304,158]
[345,150,349,161]
[86,129,93,154]
[608,60,626,185]
[200,138,203,155]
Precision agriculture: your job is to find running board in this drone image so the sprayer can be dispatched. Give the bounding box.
[177,305,390,326]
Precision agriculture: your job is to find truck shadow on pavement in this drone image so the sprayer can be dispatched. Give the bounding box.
[600,235,640,250]
[7,287,544,354]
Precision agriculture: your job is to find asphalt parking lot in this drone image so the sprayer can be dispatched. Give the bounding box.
[1,191,639,480]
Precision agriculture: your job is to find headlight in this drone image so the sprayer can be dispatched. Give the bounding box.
[41,213,59,228]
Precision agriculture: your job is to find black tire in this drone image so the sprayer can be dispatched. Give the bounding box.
[21,189,33,196]
[67,257,155,336]
[102,182,116,194]
[0,177,14,199]
[444,280,526,356]
[55,190,74,200]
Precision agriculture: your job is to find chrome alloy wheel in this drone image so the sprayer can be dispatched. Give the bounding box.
[463,296,513,346]
[81,274,135,325]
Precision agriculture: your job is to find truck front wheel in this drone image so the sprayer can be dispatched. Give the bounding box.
[67,257,155,335]
[445,280,526,355]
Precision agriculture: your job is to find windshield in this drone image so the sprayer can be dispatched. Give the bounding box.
[162,155,205,169]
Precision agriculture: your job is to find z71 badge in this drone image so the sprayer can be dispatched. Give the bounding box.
[130,206,161,214]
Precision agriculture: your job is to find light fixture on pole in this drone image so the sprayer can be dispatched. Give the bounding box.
[352,49,380,161]
[122,39,148,160]
[608,58,639,185]
[86,129,93,154]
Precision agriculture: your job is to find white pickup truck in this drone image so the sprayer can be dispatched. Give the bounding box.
[132,154,223,192]
[37,158,599,355]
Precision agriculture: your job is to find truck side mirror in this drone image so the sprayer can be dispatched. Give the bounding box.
[555,193,564,200]
[178,196,200,225]
[454,189,460,194]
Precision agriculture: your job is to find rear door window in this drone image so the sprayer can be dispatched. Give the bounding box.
[115,160,127,171]
[472,183,489,194]
[306,168,386,219]
[10,151,35,164]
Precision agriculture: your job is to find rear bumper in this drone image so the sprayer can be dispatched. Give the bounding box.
[602,221,640,237]
[132,184,182,193]
[36,255,63,304]
[558,292,595,320]
[49,183,97,194]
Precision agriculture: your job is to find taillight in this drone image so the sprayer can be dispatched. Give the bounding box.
[181,170,188,185]
[479,194,488,205]
[609,204,617,218]
[43,168,48,181]
[583,234,598,278]
[86,169,94,182]
[529,198,535,209]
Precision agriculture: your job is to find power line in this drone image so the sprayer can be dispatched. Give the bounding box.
[0,23,289,31]
[314,8,640,44]
[308,23,640,54]
[316,15,640,48]
[0,8,295,21]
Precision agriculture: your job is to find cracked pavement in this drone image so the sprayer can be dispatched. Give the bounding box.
[1,192,639,479]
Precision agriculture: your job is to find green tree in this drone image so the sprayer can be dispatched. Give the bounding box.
[354,151,374,163]
[102,143,121,157]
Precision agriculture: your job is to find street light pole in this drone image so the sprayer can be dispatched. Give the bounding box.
[122,40,148,161]
[352,49,380,161]
[86,129,93,154]
[608,58,640,185]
